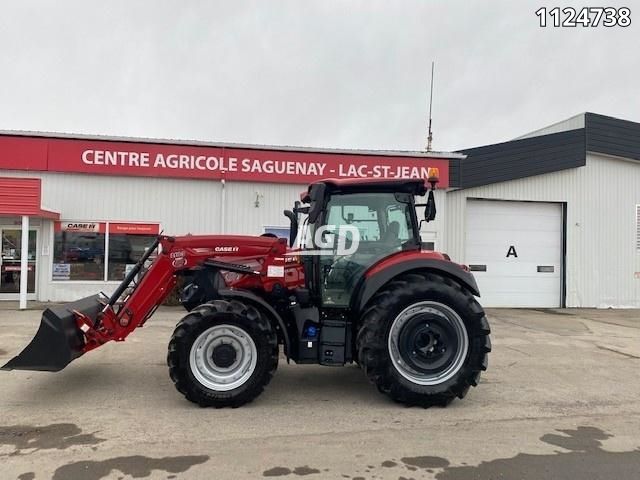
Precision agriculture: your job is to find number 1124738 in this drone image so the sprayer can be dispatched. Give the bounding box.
[535,7,631,27]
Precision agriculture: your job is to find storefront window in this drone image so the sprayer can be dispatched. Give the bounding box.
[263,226,290,239]
[53,222,106,281]
[107,233,156,281]
[52,221,159,281]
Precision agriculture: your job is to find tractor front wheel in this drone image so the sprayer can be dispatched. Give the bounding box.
[356,272,491,407]
[167,299,278,407]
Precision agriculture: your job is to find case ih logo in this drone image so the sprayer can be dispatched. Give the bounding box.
[62,222,100,232]
[214,246,240,253]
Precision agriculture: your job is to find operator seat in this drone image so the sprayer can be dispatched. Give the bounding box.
[381,221,400,244]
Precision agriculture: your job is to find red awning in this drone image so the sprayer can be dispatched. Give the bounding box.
[0,177,60,220]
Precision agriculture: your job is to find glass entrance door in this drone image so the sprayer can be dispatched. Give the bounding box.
[0,229,37,296]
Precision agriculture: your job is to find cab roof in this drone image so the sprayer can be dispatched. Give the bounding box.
[300,178,429,202]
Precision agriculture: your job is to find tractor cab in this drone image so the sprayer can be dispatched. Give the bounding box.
[285,175,439,308]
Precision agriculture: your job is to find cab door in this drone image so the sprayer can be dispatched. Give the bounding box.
[318,193,414,307]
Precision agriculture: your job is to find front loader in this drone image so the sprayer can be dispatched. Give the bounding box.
[3,173,491,407]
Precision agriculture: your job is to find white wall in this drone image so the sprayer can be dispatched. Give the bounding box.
[418,189,447,250]
[1,170,446,302]
[224,181,304,235]
[11,156,640,307]
[443,154,640,308]
[1,171,304,301]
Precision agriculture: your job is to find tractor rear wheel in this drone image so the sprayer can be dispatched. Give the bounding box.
[356,272,491,407]
[167,299,278,407]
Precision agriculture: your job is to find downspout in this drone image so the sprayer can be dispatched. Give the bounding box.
[220,177,226,234]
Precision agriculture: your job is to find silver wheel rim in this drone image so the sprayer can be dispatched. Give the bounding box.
[189,324,257,391]
[388,301,469,386]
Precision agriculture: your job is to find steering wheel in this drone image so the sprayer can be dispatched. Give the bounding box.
[323,251,367,291]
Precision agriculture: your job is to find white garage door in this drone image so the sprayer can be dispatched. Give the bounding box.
[465,199,562,308]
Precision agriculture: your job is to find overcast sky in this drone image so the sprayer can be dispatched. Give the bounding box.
[0,1,637,152]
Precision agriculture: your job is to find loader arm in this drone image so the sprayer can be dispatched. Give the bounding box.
[3,234,286,371]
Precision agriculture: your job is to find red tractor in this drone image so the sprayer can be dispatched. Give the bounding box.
[3,175,491,407]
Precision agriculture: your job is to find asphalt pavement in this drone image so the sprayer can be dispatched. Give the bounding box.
[1,306,639,479]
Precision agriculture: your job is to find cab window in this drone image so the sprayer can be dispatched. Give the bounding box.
[318,192,415,307]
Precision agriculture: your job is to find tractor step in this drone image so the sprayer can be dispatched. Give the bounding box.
[319,319,350,366]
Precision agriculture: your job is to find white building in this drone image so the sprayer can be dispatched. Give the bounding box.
[445,113,640,308]
[1,112,638,308]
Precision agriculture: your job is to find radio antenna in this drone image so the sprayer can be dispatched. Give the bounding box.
[426,61,435,151]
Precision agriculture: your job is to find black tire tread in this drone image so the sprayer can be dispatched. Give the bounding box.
[356,271,491,407]
[167,299,278,408]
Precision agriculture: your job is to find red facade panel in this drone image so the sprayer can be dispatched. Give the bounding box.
[0,135,450,187]
[0,176,59,219]
[0,177,41,215]
[0,136,48,171]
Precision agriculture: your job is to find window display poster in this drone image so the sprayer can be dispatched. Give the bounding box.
[52,263,71,280]
[124,263,135,278]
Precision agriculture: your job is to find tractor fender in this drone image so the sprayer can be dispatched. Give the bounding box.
[353,258,481,313]
[218,288,290,362]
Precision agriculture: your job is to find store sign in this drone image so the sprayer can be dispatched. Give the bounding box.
[108,223,160,235]
[3,265,34,272]
[55,221,159,235]
[60,222,101,233]
[0,135,451,187]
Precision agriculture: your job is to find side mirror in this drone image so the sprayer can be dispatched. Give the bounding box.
[424,167,439,222]
[283,210,298,247]
[424,190,436,222]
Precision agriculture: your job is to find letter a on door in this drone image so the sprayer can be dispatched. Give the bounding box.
[506,245,518,258]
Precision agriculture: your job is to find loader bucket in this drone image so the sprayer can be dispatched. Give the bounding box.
[2,294,104,372]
